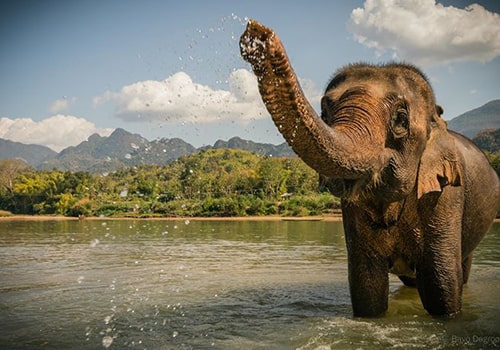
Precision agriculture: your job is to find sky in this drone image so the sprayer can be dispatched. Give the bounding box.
[1,0,499,152]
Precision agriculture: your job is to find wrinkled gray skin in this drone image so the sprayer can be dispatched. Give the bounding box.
[240,20,500,317]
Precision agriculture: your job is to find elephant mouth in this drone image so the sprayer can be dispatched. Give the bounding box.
[365,199,406,230]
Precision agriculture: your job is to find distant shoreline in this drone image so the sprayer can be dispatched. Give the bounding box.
[2,214,499,223]
[0,214,344,222]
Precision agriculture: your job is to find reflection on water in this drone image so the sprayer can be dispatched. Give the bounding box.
[0,220,498,349]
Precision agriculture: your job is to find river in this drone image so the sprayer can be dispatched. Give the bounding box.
[0,219,499,349]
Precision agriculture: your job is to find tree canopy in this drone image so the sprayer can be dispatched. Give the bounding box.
[0,149,339,218]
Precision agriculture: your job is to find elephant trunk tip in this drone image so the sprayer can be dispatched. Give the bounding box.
[239,19,280,73]
[245,19,270,34]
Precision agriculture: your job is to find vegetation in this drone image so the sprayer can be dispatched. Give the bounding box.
[473,129,500,154]
[485,152,500,178]
[0,149,340,218]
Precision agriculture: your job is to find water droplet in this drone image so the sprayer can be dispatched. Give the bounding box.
[104,315,112,325]
[77,276,85,284]
[184,219,190,225]
[172,331,179,338]
[102,335,113,348]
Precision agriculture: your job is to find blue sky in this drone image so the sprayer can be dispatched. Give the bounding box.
[1,0,499,151]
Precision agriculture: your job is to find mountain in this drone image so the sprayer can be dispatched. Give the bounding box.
[39,128,196,172]
[0,138,57,166]
[448,100,500,138]
[0,129,294,173]
[208,136,295,157]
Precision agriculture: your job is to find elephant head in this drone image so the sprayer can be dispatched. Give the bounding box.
[240,20,461,206]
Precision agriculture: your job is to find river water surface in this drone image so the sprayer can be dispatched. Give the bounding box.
[0,219,499,349]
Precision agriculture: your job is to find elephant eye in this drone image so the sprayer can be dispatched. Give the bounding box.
[390,106,409,139]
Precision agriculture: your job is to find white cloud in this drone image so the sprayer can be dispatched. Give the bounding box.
[0,115,113,152]
[299,77,322,108]
[94,69,323,125]
[349,0,500,66]
[49,96,76,113]
[94,70,266,124]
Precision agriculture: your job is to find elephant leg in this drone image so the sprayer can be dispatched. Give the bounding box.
[462,253,473,284]
[342,203,389,317]
[417,258,462,316]
[398,275,417,287]
[416,189,464,317]
[416,226,463,316]
[348,255,389,317]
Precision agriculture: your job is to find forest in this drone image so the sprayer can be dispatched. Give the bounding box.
[0,149,340,218]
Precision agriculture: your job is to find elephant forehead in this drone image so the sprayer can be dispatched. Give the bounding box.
[324,80,387,102]
[326,64,434,103]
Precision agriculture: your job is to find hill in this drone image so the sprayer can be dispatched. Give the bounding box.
[0,129,294,173]
[207,136,294,157]
[472,128,500,153]
[448,99,500,138]
[39,128,196,172]
[0,139,57,167]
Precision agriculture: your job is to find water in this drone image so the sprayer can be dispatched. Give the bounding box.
[0,219,499,349]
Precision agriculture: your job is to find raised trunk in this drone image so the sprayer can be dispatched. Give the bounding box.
[240,20,383,179]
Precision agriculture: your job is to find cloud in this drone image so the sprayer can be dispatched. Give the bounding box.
[0,115,113,152]
[299,77,323,107]
[94,69,266,124]
[349,0,500,66]
[94,69,322,125]
[49,96,76,113]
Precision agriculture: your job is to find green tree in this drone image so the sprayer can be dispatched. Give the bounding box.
[257,158,286,199]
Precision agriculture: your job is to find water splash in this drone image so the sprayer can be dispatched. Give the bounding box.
[102,335,113,348]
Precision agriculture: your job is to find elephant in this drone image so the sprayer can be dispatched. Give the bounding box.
[240,20,500,317]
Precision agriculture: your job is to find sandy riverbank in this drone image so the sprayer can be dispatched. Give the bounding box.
[2,214,499,223]
[0,214,344,222]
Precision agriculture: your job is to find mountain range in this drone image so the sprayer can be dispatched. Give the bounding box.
[1,99,499,173]
[0,129,296,173]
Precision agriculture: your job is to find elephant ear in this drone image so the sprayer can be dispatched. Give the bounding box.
[417,115,462,199]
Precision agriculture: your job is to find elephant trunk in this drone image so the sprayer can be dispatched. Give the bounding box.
[240,20,386,179]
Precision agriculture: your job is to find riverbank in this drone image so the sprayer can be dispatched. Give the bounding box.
[2,213,499,223]
[0,214,344,222]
